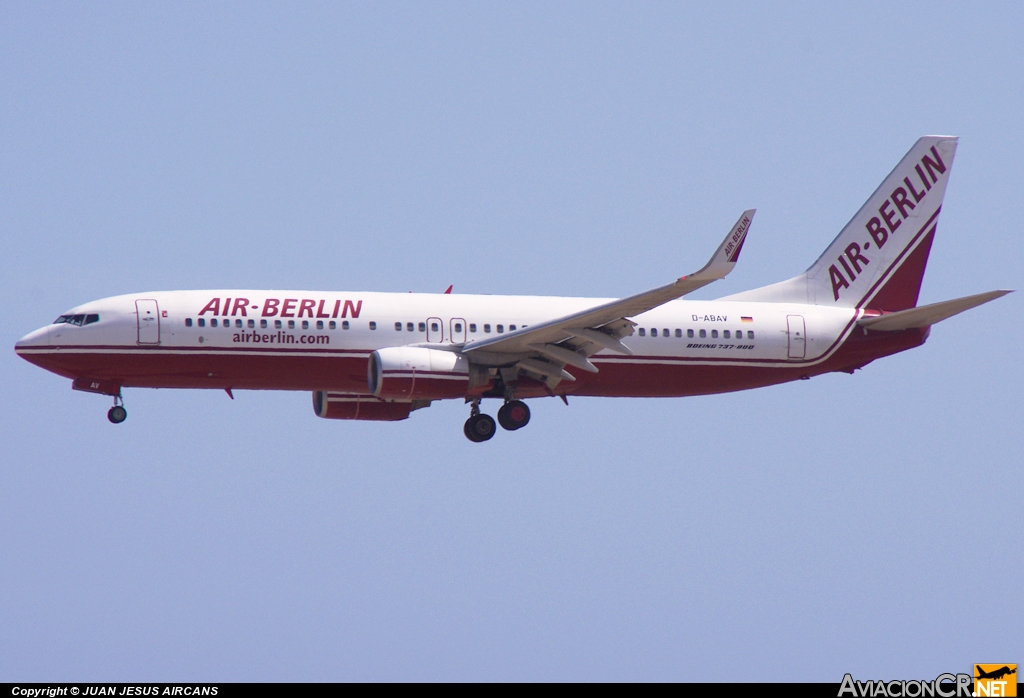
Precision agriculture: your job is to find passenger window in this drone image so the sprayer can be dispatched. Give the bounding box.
[198,318,206,328]
[246,319,254,328]
[484,324,491,333]
[431,322,439,332]
[469,323,477,333]
[724,330,730,339]
[688,329,694,338]
[497,324,504,333]
[407,322,414,332]
[342,320,350,330]
[302,320,309,330]
[675,329,682,338]
[261,319,268,329]
[185,318,193,327]
[395,322,402,331]
[747,330,755,339]
[699,329,706,338]
[638,328,646,337]
[509,324,516,331]
[316,320,324,330]
[85,314,99,325]
[711,329,718,339]
[418,322,426,332]
[275,320,282,329]
[329,321,336,330]
[455,322,463,332]
[369,321,377,330]
[288,320,295,329]
[235,319,243,328]
[210,318,217,327]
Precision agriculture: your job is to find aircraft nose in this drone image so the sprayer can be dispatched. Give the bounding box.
[15,325,51,353]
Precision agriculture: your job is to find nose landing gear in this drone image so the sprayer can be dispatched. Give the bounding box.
[107,395,127,424]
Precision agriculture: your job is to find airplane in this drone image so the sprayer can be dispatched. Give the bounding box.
[975,666,1016,681]
[15,136,1012,442]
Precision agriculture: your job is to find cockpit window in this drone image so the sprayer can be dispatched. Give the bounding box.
[54,314,97,326]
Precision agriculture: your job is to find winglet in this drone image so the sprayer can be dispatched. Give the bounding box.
[684,209,755,282]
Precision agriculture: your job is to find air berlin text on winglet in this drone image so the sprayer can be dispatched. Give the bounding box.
[723,213,752,262]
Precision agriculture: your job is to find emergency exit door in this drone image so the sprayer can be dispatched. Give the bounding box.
[426,317,444,343]
[136,299,161,345]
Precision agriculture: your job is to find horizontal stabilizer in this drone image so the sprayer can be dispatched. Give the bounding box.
[857,290,1012,331]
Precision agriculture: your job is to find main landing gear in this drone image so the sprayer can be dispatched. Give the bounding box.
[464,399,496,442]
[463,397,532,442]
[497,400,530,431]
[107,395,127,424]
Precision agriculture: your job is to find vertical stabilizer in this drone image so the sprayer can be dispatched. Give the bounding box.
[724,136,958,310]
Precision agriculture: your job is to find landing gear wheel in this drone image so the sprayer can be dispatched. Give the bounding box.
[107,405,127,424]
[464,413,496,442]
[497,400,531,431]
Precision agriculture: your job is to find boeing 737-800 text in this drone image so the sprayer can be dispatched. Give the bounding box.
[15,136,1011,441]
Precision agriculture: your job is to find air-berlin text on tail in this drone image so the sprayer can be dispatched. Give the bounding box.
[830,146,948,301]
[197,297,363,319]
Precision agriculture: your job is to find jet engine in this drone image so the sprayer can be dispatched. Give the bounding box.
[312,390,428,421]
[368,346,470,400]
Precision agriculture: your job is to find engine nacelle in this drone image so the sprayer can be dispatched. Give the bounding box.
[368,346,470,400]
[312,391,424,421]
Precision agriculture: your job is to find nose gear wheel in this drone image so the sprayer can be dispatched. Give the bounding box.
[107,394,127,424]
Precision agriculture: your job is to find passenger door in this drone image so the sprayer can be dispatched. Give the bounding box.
[136,299,161,345]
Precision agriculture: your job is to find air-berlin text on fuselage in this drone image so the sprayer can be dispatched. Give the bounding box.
[830,146,947,302]
[197,297,363,319]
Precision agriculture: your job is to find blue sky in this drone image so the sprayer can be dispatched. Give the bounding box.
[2,2,1021,681]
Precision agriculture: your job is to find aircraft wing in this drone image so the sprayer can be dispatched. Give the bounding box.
[857,290,1012,331]
[461,210,755,383]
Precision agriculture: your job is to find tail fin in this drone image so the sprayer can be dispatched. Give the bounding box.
[724,136,958,310]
